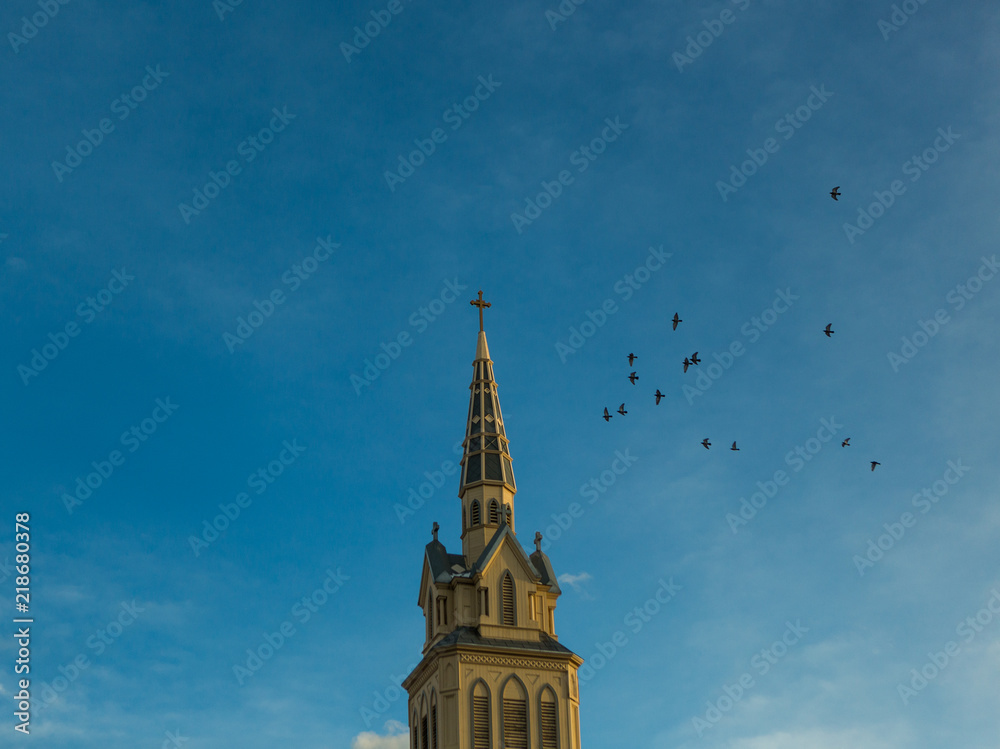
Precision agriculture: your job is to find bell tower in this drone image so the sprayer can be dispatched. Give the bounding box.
[402,292,585,749]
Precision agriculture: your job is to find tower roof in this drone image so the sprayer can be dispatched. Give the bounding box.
[458,328,516,496]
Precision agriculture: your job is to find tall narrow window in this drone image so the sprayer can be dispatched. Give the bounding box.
[412,710,418,749]
[421,715,428,749]
[431,693,438,749]
[436,597,447,627]
[426,589,433,640]
[472,682,491,749]
[470,500,481,526]
[501,573,515,626]
[539,689,558,749]
[479,587,489,617]
[488,499,499,524]
[502,678,528,749]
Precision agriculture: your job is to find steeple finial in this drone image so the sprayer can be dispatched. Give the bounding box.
[432,522,439,541]
[534,531,543,552]
[470,290,491,332]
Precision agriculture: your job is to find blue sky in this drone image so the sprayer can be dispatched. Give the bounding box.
[2,0,999,746]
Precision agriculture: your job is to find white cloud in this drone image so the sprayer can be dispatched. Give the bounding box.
[558,572,593,594]
[351,719,408,749]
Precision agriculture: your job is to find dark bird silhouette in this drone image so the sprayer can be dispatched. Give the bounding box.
[603,408,612,422]
[842,438,851,447]
[731,441,739,451]
[629,371,639,385]
[870,461,881,471]
[672,313,682,330]
[654,390,663,405]
[830,186,841,200]
[628,353,637,366]
[824,323,834,337]
[618,403,628,416]
[683,357,691,373]
[701,438,711,449]
[690,352,701,365]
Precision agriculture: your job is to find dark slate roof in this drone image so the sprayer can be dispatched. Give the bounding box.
[430,626,576,656]
[426,526,559,591]
[425,540,469,583]
[529,549,561,594]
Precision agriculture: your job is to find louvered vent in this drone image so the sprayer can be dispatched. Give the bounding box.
[540,701,557,748]
[431,705,438,749]
[501,575,515,625]
[503,698,528,749]
[473,695,490,749]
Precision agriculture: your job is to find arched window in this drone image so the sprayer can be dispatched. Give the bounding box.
[430,691,439,749]
[470,500,481,526]
[501,676,528,749]
[471,680,491,749]
[412,709,419,749]
[539,687,558,749]
[488,499,500,524]
[500,572,515,626]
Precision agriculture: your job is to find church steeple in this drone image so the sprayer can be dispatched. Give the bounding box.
[459,291,517,561]
[403,292,585,749]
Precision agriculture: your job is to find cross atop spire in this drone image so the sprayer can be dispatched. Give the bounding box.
[470,290,491,332]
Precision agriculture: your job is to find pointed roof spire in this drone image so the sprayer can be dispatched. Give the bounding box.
[459,291,515,497]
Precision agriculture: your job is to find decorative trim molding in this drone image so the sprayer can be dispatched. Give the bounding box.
[459,653,567,671]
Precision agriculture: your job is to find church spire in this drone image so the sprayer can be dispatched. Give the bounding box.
[403,293,585,749]
[459,291,517,561]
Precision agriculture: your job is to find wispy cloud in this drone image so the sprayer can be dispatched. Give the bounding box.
[559,571,593,596]
[352,720,409,749]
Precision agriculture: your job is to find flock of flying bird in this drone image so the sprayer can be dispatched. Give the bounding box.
[602,188,883,473]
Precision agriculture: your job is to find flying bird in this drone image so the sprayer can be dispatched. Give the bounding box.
[842,438,851,447]
[870,461,881,471]
[603,408,612,422]
[629,371,639,385]
[618,403,628,416]
[830,186,841,201]
[654,390,663,405]
[683,357,691,373]
[672,313,682,330]
[824,323,834,337]
[730,441,739,451]
[690,352,701,365]
[628,353,637,366]
[701,438,711,449]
